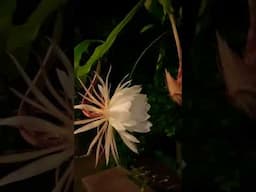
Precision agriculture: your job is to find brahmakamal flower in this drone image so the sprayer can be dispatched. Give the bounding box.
[74,69,151,165]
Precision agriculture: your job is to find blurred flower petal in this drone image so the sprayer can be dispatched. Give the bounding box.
[0,145,66,163]
[0,149,73,186]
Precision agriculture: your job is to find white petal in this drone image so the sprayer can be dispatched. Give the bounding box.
[74,104,101,113]
[121,131,140,143]
[129,94,150,122]
[108,111,131,124]
[0,145,66,163]
[74,119,105,134]
[127,121,152,133]
[109,86,141,108]
[109,117,126,131]
[0,149,72,186]
[74,117,101,125]
[108,100,132,113]
[118,132,138,154]
[95,126,105,166]
[86,122,106,156]
[110,132,119,164]
[104,124,112,164]
[0,116,70,137]
[97,82,109,102]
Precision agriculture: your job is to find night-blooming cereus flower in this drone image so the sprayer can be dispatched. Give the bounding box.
[74,69,152,165]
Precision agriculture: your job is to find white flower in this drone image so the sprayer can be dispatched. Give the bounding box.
[74,68,152,165]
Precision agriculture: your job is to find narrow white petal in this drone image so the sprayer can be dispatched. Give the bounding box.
[78,92,103,109]
[115,74,130,91]
[97,84,109,103]
[74,116,102,125]
[74,119,105,134]
[104,123,112,164]
[86,122,107,156]
[110,131,119,164]
[95,76,109,103]
[105,65,112,91]
[119,133,138,154]
[91,85,104,103]
[0,116,70,138]
[121,131,140,143]
[79,88,103,108]
[0,145,66,163]
[74,104,102,114]
[0,149,72,186]
[95,127,105,166]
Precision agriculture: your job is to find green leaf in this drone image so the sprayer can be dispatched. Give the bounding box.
[0,0,16,30]
[0,0,16,51]
[26,0,66,26]
[7,24,40,50]
[144,0,152,10]
[7,0,66,50]
[198,0,208,17]
[140,24,154,33]
[3,0,66,80]
[77,0,144,78]
[74,40,104,75]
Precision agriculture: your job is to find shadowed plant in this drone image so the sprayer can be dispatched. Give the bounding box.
[0,42,74,192]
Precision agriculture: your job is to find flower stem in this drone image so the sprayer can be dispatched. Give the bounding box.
[168,13,183,178]
[168,13,182,68]
[129,32,168,79]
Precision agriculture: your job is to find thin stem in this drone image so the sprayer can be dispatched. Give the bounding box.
[168,14,182,68]
[129,32,168,79]
[168,13,183,178]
